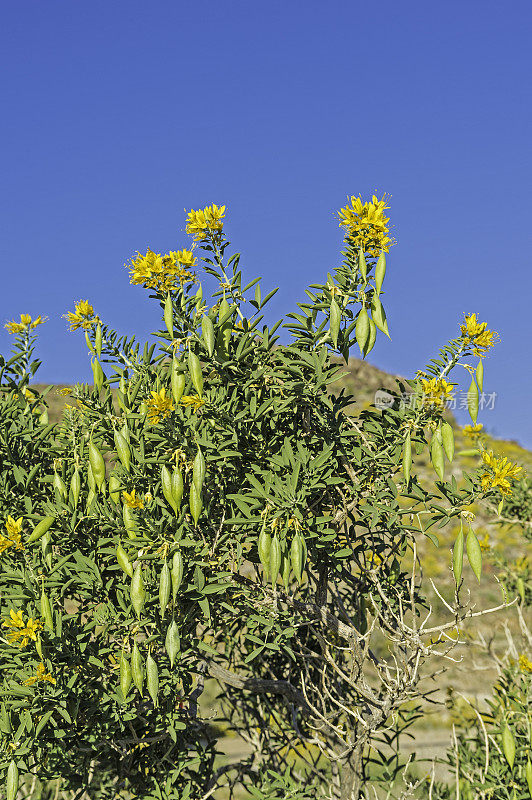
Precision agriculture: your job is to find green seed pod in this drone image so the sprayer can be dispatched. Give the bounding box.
[116,544,133,578]
[86,488,96,514]
[189,482,202,525]
[123,505,137,537]
[161,466,177,514]
[258,528,272,578]
[282,549,291,591]
[94,323,102,358]
[358,595,367,634]
[476,359,484,392]
[370,295,390,338]
[466,529,482,583]
[290,533,306,584]
[28,515,55,543]
[85,330,95,354]
[329,298,341,350]
[130,564,146,618]
[89,441,106,491]
[525,758,532,797]
[70,469,80,508]
[363,317,377,357]
[453,525,464,586]
[441,422,455,462]
[164,294,174,338]
[269,534,281,586]
[355,308,370,356]
[38,409,49,425]
[358,248,367,283]
[430,434,445,480]
[53,471,67,501]
[389,558,400,585]
[159,561,171,618]
[202,316,215,357]
[193,448,205,492]
[188,350,204,397]
[218,298,232,353]
[91,358,104,393]
[146,651,159,706]
[6,760,18,800]
[131,641,144,696]
[375,251,386,294]
[87,461,96,492]
[467,377,479,425]
[403,432,412,484]
[114,430,130,473]
[120,650,132,701]
[170,358,185,405]
[109,473,120,504]
[165,619,180,667]
[501,723,515,769]
[171,550,183,602]
[171,467,184,511]
[41,590,53,629]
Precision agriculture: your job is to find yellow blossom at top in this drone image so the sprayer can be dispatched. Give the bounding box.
[3,609,42,648]
[480,450,522,496]
[127,249,197,292]
[420,377,454,409]
[460,314,499,357]
[179,395,205,413]
[145,387,174,424]
[338,194,394,257]
[122,489,144,510]
[63,300,99,331]
[186,204,226,240]
[23,662,56,686]
[518,653,532,673]
[5,314,47,334]
[0,516,24,554]
[463,423,483,437]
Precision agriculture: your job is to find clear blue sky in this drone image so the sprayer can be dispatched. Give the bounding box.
[1,1,531,447]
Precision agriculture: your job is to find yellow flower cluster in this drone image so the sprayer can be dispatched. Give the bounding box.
[3,609,42,648]
[420,377,454,409]
[463,423,483,437]
[480,450,522,496]
[518,653,532,673]
[460,314,499,357]
[23,662,56,686]
[63,300,99,331]
[179,395,205,412]
[145,387,174,424]
[128,249,197,293]
[5,314,47,334]
[338,194,394,256]
[185,204,226,240]
[0,516,24,554]
[122,489,144,510]
[478,532,490,552]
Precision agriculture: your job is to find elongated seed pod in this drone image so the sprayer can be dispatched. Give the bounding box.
[6,760,18,800]
[467,378,479,424]
[525,759,532,797]
[358,248,367,283]
[91,357,104,393]
[85,331,95,354]
[89,441,105,491]
[116,544,133,577]
[171,468,183,511]
[165,619,180,667]
[269,535,281,586]
[218,298,231,354]
[466,529,482,583]
[161,466,177,514]
[290,534,305,583]
[130,564,146,618]
[95,323,102,358]
[355,309,370,356]
[501,723,515,769]
[453,526,464,585]
[53,472,67,501]
[159,561,171,618]
[363,317,377,357]
[164,294,174,337]
[41,590,53,629]
[131,641,144,696]
[202,316,215,357]
[370,295,390,338]
[123,505,137,537]
[258,529,272,578]
[441,422,455,462]
[171,359,185,405]
[171,550,183,602]
[70,469,80,508]
[39,409,49,425]
[114,430,130,472]
[375,252,386,294]
[430,435,444,481]
[282,550,291,591]
[86,488,96,513]
[109,474,120,504]
[403,432,412,484]
[146,651,159,706]
[329,298,340,350]
[87,461,96,492]
[193,448,205,492]
[120,651,132,701]
[28,516,55,543]
[476,359,484,392]
[189,482,202,525]
[188,350,203,397]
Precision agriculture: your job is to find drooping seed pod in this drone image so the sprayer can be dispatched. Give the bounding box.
[130,564,146,618]
[290,533,305,584]
[171,550,183,602]
[131,641,144,696]
[94,323,102,358]
[501,723,515,769]
[38,409,49,425]
[370,295,390,338]
[41,590,53,629]
[159,561,171,618]
[120,650,132,701]
[329,298,341,350]
[109,473,120,504]
[171,467,183,511]
[402,431,412,484]
[467,377,479,424]
[146,650,159,706]
[476,359,484,392]
[89,441,106,491]
[27,515,55,543]
[466,528,482,583]
[355,308,370,356]
[123,505,137,537]
[165,619,180,667]
[441,422,455,462]
[282,549,291,591]
[202,316,215,357]
[87,461,96,493]
[116,544,133,577]
[189,482,202,525]
[525,758,532,797]
[218,298,231,354]
[6,760,18,800]
[91,358,104,393]
[430,434,444,481]
[170,358,185,405]
[114,430,130,473]
[258,528,272,578]
[358,248,367,283]
[193,448,205,492]
[188,350,204,397]
[161,466,177,514]
[453,524,464,586]
[358,595,368,634]
[85,330,95,354]
[269,534,281,586]
[375,251,386,294]
[70,469,80,508]
[86,488,96,514]
[53,471,67,501]
[363,317,377,357]
[164,294,174,338]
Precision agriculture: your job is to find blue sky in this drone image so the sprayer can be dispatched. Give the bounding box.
[1,1,531,446]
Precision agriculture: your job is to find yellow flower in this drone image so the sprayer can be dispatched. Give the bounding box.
[127,249,197,292]
[337,194,394,257]
[63,300,99,331]
[5,314,47,334]
[175,249,197,268]
[186,204,226,240]
[3,610,42,648]
[463,423,483,437]
[122,489,144,510]
[478,532,490,552]
[518,653,532,673]
[420,377,454,409]
[460,314,499,357]
[23,662,56,686]
[0,517,24,554]
[56,387,72,397]
[179,395,205,412]
[145,387,174,424]
[480,450,522,496]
